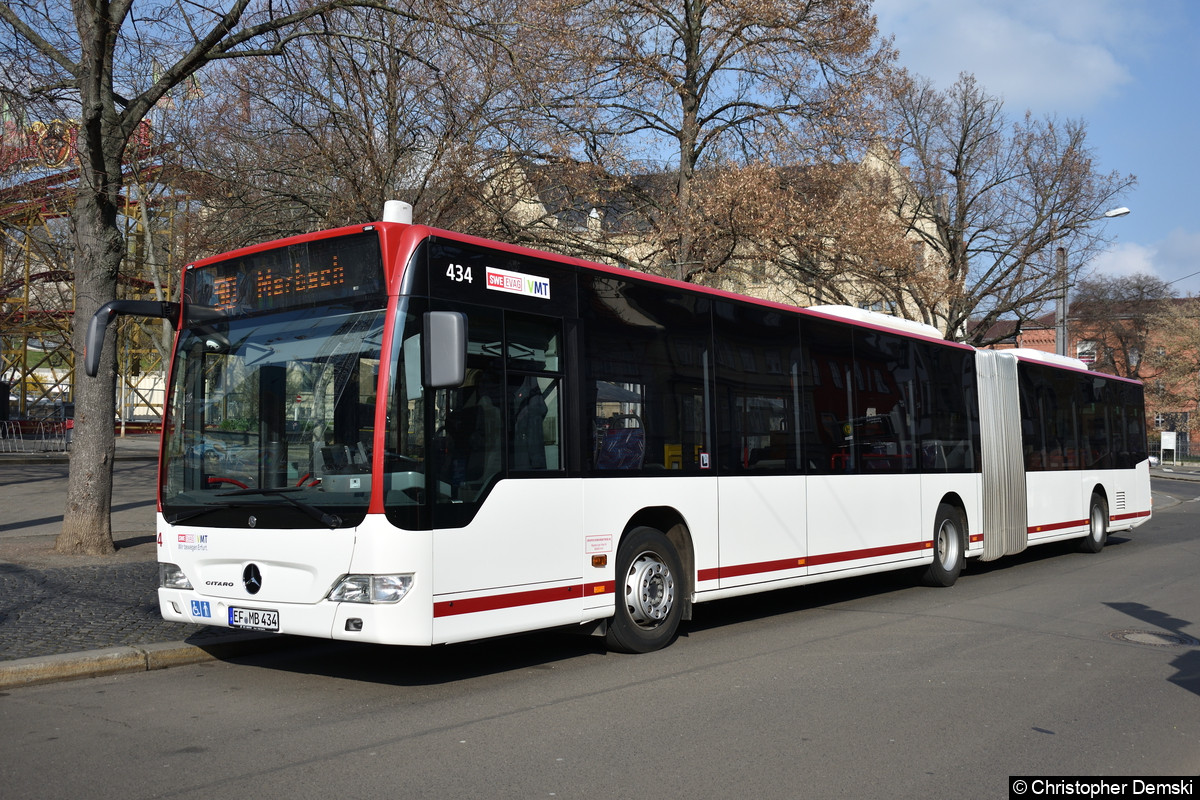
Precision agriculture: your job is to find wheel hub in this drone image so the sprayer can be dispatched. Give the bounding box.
[626,552,675,627]
[937,520,960,566]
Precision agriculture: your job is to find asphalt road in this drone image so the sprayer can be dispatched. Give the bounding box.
[2,477,1197,799]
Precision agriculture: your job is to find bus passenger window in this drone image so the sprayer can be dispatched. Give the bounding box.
[594,382,644,470]
[506,313,563,472]
[439,367,503,501]
[433,308,505,504]
[581,277,710,473]
[511,375,560,470]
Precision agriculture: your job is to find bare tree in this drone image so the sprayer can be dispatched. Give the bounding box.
[1146,297,1200,415]
[174,7,539,249]
[885,72,1136,343]
[0,0,483,555]
[503,0,895,282]
[724,154,940,314]
[1070,272,1175,379]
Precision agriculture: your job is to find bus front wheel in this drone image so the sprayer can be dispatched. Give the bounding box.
[606,526,684,653]
[1078,493,1108,553]
[920,503,965,587]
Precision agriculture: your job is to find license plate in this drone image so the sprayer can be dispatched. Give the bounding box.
[228,606,279,631]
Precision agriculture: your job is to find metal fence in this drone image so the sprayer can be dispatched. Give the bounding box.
[0,420,70,453]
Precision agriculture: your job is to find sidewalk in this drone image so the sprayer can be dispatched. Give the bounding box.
[2,438,1198,689]
[0,435,294,688]
[0,426,159,463]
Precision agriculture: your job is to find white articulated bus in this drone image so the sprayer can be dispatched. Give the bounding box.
[86,204,1152,653]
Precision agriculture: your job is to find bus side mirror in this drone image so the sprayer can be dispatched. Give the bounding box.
[423,311,467,388]
[84,300,180,377]
[84,308,113,378]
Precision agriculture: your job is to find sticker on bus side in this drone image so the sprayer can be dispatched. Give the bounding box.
[485,267,550,300]
[586,535,612,554]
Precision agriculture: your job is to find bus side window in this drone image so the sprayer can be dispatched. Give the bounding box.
[852,330,912,474]
[505,312,563,472]
[432,308,505,506]
[582,277,710,473]
[595,403,645,470]
[799,318,854,474]
[439,366,503,501]
[510,375,561,470]
[714,300,799,475]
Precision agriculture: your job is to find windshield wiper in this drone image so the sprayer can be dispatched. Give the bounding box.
[217,487,343,529]
[166,502,251,526]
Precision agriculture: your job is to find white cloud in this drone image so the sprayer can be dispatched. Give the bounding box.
[1087,241,1159,280]
[1156,228,1200,271]
[1085,230,1200,296]
[1155,229,1200,294]
[873,0,1162,114]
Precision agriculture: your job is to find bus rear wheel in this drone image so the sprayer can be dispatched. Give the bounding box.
[1078,493,1108,553]
[606,526,684,653]
[920,502,965,587]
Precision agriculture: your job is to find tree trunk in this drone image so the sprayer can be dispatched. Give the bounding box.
[55,127,125,554]
[57,191,122,554]
[54,0,130,555]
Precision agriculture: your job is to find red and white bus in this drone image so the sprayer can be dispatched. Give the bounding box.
[86,202,1152,653]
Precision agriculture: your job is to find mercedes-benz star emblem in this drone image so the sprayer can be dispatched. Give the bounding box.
[243,563,263,595]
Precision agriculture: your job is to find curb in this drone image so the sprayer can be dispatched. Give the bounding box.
[0,632,292,690]
[1153,469,1200,482]
[0,451,157,465]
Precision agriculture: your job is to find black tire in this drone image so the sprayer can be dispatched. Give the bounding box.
[1078,493,1108,553]
[606,526,684,653]
[920,502,965,587]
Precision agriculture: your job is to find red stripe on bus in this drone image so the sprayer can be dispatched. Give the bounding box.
[1111,510,1151,522]
[698,540,932,582]
[807,540,933,566]
[1028,518,1087,534]
[1030,507,1151,534]
[714,556,809,579]
[434,581,615,618]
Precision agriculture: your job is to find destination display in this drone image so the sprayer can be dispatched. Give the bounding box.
[186,231,385,317]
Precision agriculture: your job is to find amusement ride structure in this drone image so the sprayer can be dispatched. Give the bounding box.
[1,116,179,426]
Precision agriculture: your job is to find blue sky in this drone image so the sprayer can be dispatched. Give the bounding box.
[874,0,1200,295]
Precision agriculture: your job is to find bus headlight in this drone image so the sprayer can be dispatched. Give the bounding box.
[159,563,193,590]
[328,574,414,604]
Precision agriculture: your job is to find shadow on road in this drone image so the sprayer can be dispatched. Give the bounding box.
[1104,599,1200,699]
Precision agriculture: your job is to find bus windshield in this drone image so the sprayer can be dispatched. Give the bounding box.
[161,305,386,528]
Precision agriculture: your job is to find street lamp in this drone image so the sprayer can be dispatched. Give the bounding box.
[1055,207,1131,357]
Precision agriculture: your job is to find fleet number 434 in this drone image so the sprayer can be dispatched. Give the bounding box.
[446,263,473,283]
